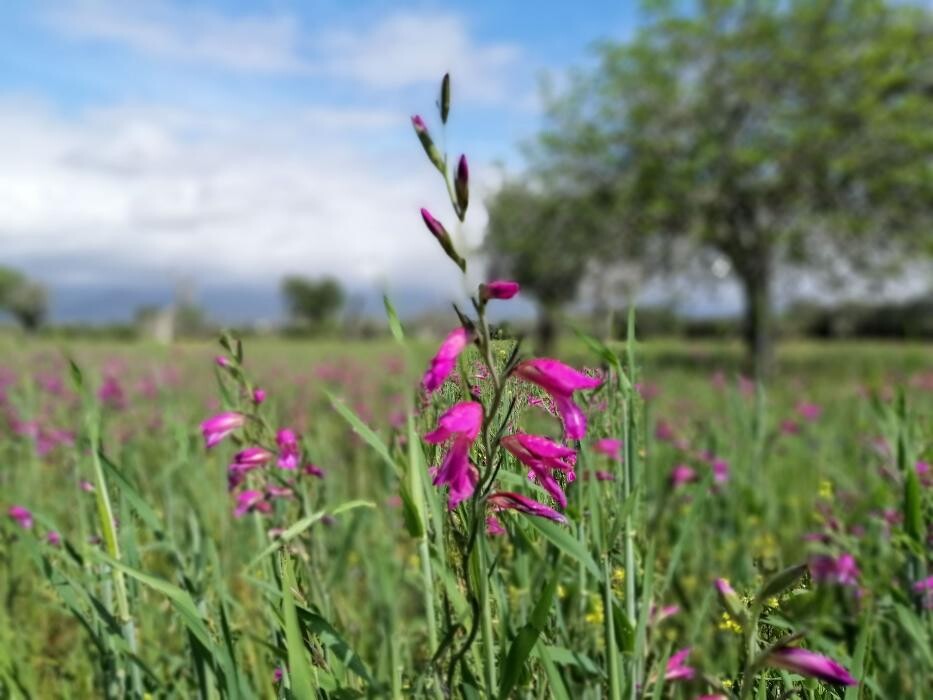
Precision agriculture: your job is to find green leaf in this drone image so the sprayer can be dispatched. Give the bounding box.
[281,555,317,699]
[903,468,923,544]
[754,563,808,606]
[327,391,399,476]
[499,560,561,698]
[98,451,166,535]
[524,517,600,578]
[383,294,405,344]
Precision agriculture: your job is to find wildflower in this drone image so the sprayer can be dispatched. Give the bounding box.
[423,327,472,393]
[714,578,746,620]
[79,479,95,493]
[200,412,245,449]
[593,470,615,481]
[275,429,300,470]
[266,485,293,499]
[215,355,231,368]
[411,115,444,171]
[98,375,127,410]
[780,419,800,435]
[486,515,505,535]
[717,612,742,633]
[252,388,266,404]
[636,382,660,401]
[480,280,520,301]
[47,530,62,546]
[654,419,676,443]
[796,401,823,422]
[515,358,601,440]
[593,438,623,461]
[233,490,271,518]
[809,554,859,587]
[913,576,933,609]
[303,462,325,478]
[424,402,483,508]
[670,464,696,488]
[8,505,33,529]
[501,433,576,508]
[228,447,274,490]
[765,647,857,686]
[584,595,604,625]
[650,604,680,625]
[665,648,695,681]
[917,460,931,488]
[711,458,729,485]
[488,491,567,523]
[818,479,833,500]
[420,208,465,271]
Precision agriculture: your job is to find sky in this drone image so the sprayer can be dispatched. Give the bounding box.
[0,0,646,323]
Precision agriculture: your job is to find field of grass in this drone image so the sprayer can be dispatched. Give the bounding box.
[0,334,929,698]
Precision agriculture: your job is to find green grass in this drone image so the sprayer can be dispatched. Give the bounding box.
[0,336,929,698]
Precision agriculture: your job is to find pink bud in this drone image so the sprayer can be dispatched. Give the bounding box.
[480,280,520,301]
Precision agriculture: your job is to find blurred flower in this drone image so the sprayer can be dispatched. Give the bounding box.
[515,358,601,440]
[916,460,931,488]
[780,419,800,435]
[655,419,676,443]
[423,327,472,393]
[913,576,933,609]
[79,479,95,493]
[303,463,325,478]
[47,530,62,546]
[275,429,300,470]
[486,515,505,535]
[593,438,623,461]
[424,402,483,508]
[234,490,271,518]
[796,401,823,422]
[7,505,32,529]
[252,388,266,404]
[200,412,245,449]
[670,464,697,488]
[488,492,566,523]
[98,375,126,410]
[480,280,520,301]
[636,382,660,401]
[215,356,231,368]
[765,647,856,686]
[809,553,859,587]
[712,458,730,485]
[455,154,469,213]
[665,648,695,681]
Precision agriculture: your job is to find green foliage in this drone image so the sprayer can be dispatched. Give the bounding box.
[281,276,345,332]
[0,265,47,331]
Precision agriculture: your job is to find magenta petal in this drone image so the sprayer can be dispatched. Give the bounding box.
[515,358,602,395]
[424,402,483,444]
[488,492,567,523]
[423,327,471,392]
[553,393,588,441]
[767,647,857,686]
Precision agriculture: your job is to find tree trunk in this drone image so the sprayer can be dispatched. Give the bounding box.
[737,257,774,380]
[535,304,558,356]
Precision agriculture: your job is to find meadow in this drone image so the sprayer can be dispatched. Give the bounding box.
[0,333,929,698]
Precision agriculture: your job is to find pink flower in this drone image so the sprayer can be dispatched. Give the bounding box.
[515,359,601,440]
[200,412,245,449]
[423,327,472,393]
[650,604,680,625]
[486,515,506,535]
[916,460,931,488]
[809,554,859,587]
[781,419,800,435]
[8,505,32,529]
[593,470,615,481]
[665,648,695,681]
[593,438,623,461]
[796,401,823,422]
[234,490,271,518]
[480,280,520,301]
[455,154,469,211]
[635,382,660,401]
[79,479,94,493]
[98,375,127,410]
[654,419,676,443]
[228,447,274,490]
[303,463,325,478]
[424,402,483,508]
[276,429,300,470]
[711,458,729,485]
[252,388,266,404]
[502,433,576,508]
[266,485,293,499]
[47,530,62,546]
[487,492,566,523]
[670,464,696,488]
[215,355,231,368]
[766,647,857,686]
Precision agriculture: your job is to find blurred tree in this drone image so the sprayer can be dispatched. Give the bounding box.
[530,0,933,376]
[0,266,48,332]
[281,276,345,332]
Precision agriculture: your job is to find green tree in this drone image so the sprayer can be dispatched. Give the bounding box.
[0,266,48,332]
[281,276,345,332]
[530,0,933,375]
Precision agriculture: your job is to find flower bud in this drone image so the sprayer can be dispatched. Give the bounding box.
[480,280,519,302]
[454,155,469,221]
[714,578,747,623]
[439,73,451,124]
[411,115,445,174]
[420,208,466,272]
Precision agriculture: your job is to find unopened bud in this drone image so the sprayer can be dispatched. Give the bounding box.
[480,280,519,302]
[411,115,445,174]
[440,73,451,124]
[420,208,466,272]
[455,154,469,220]
[714,578,747,622]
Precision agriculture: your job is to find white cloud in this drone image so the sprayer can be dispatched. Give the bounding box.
[0,99,494,300]
[43,2,525,104]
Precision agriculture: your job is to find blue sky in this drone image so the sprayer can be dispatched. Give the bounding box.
[0,0,650,322]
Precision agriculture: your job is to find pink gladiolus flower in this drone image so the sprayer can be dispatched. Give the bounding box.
[303,463,325,478]
[665,648,695,681]
[423,327,472,393]
[593,470,615,481]
[655,419,676,443]
[502,433,576,508]
[594,438,623,461]
[200,412,245,448]
[670,464,696,488]
[266,485,293,499]
[650,604,680,625]
[215,355,231,368]
[515,359,601,440]
[276,429,300,470]
[234,490,271,518]
[421,208,448,243]
[47,530,62,546]
[766,647,857,686]
[480,280,520,301]
[712,458,729,485]
[486,515,505,535]
[424,402,483,508]
[228,447,274,490]
[781,419,801,435]
[916,460,931,488]
[411,114,428,134]
[913,576,933,609]
[79,479,95,493]
[8,505,32,529]
[809,554,859,587]
[796,401,823,422]
[487,492,566,523]
[252,388,266,404]
[98,375,127,410]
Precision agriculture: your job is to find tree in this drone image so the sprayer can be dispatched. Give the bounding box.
[531,0,933,376]
[281,276,345,332]
[0,266,47,332]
